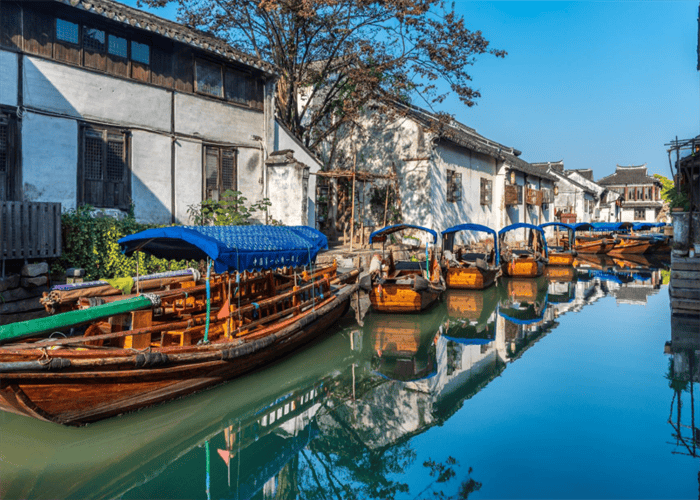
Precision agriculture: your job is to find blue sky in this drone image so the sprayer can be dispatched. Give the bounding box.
[125,0,700,181]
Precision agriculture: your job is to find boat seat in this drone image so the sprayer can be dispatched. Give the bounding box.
[511,249,532,257]
[459,252,488,262]
[394,261,427,271]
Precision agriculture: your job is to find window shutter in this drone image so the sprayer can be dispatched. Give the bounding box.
[0,114,7,200]
[80,127,129,209]
[221,149,236,192]
[205,147,219,200]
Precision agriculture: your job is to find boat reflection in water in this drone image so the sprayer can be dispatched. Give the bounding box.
[0,258,672,500]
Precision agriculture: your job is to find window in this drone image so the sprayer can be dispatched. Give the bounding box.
[516,185,523,204]
[0,111,17,201]
[83,28,105,52]
[225,68,250,105]
[56,19,78,44]
[79,126,130,210]
[196,59,223,97]
[634,208,645,221]
[131,41,150,64]
[480,178,492,206]
[446,170,462,202]
[108,35,127,58]
[204,146,236,200]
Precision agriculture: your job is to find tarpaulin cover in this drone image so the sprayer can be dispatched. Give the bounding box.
[369,224,438,244]
[119,225,328,273]
[590,222,633,232]
[539,222,574,232]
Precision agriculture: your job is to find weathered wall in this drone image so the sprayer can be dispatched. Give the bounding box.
[175,93,263,143]
[0,50,18,107]
[432,141,499,243]
[173,140,202,224]
[267,160,309,226]
[274,120,321,228]
[21,112,78,209]
[24,57,171,131]
[237,148,264,207]
[131,131,172,224]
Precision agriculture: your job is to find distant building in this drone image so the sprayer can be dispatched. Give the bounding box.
[531,161,621,223]
[597,164,663,223]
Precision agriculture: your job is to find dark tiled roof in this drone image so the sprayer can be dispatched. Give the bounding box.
[621,201,663,209]
[597,165,659,186]
[53,0,276,75]
[397,103,557,181]
[531,161,564,172]
[568,169,594,181]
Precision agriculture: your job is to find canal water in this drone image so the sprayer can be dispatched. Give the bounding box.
[1,255,699,500]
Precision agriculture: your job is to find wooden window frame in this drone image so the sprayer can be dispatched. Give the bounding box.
[446,169,462,203]
[78,124,131,210]
[203,145,237,201]
[195,58,224,98]
[634,208,645,221]
[480,177,492,206]
[0,110,19,201]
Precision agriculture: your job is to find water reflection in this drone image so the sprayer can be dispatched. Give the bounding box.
[0,257,673,500]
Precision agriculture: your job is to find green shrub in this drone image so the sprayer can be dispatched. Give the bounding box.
[187,190,276,226]
[53,205,189,281]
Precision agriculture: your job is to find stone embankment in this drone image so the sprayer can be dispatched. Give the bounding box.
[669,255,700,317]
[0,262,51,325]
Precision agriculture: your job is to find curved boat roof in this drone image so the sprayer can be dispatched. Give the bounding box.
[442,223,498,238]
[498,222,546,236]
[590,222,633,232]
[369,224,438,244]
[539,222,574,232]
[119,225,328,273]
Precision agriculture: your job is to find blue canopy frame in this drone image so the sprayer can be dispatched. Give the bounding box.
[442,223,499,265]
[539,222,575,248]
[369,224,438,245]
[119,225,328,274]
[590,222,633,232]
[498,222,549,257]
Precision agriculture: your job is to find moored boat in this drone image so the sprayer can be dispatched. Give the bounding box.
[441,223,501,289]
[361,224,446,313]
[498,223,548,278]
[539,222,576,266]
[568,222,617,254]
[0,225,358,426]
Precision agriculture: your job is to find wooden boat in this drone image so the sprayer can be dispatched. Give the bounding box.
[0,225,358,426]
[360,224,445,313]
[568,223,617,254]
[443,287,499,345]
[365,305,445,382]
[540,222,576,266]
[498,223,548,278]
[441,223,501,289]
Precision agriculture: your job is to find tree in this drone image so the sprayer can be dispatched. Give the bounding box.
[140,0,506,158]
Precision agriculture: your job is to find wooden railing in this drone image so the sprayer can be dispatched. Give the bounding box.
[1,201,62,260]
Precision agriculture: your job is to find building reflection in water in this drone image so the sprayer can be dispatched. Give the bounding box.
[665,313,700,499]
[0,257,671,500]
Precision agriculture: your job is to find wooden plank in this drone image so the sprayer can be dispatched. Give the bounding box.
[670,287,700,300]
[0,296,44,315]
[671,278,700,289]
[0,2,22,50]
[12,202,21,259]
[504,185,519,206]
[671,299,700,311]
[23,8,52,58]
[671,258,700,272]
[54,41,81,65]
[671,270,700,280]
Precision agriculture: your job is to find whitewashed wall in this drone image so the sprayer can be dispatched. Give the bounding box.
[175,93,263,143]
[432,141,499,245]
[24,57,171,131]
[173,140,202,224]
[131,131,172,224]
[21,112,78,209]
[274,120,322,228]
[0,50,18,107]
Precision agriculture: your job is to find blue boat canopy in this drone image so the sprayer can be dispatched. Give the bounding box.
[498,222,548,255]
[119,225,328,273]
[571,222,594,232]
[632,222,657,231]
[539,222,574,232]
[442,223,498,238]
[369,224,438,245]
[590,222,633,232]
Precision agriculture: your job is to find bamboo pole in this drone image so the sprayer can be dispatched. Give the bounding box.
[349,152,357,251]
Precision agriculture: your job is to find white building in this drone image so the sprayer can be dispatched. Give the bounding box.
[597,164,664,223]
[0,0,317,227]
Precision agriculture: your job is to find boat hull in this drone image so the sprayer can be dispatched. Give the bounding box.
[445,266,500,289]
[574,238,616,254]
[502,258,545,278]
[369,283,442,313]
[0,287,355,426]
[547,252,575,266]
[608,238,651,255]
